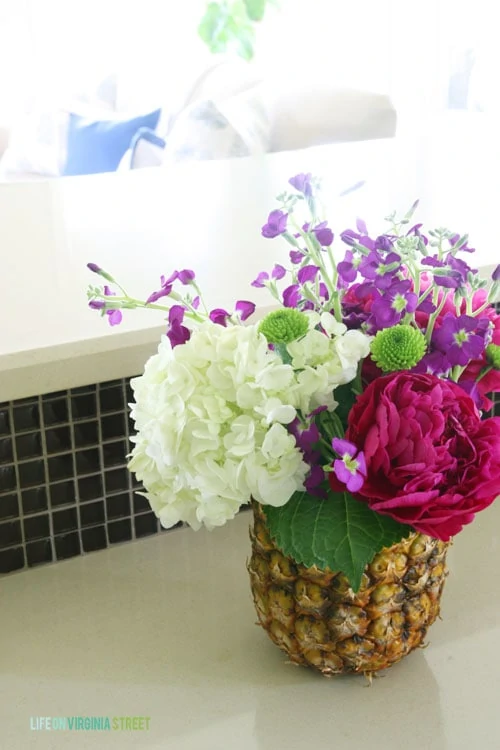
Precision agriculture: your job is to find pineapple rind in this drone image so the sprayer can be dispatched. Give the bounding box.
[248,504,449,676]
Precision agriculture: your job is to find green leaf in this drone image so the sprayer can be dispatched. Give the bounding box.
[243,0,267,21]
[263,490,412,592]
[198,2,227,45]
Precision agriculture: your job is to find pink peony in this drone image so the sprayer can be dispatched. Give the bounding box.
[344,371,500,540]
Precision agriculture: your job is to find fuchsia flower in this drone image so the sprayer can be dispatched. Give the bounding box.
[344,371,500,541]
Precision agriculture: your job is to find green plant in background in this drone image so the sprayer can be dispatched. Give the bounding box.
[198,0,277,60]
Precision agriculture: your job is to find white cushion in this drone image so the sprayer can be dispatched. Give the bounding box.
[162,89,270,165]
[264,81,397,152]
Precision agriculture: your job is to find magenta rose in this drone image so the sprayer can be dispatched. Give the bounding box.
[345,371,500,541]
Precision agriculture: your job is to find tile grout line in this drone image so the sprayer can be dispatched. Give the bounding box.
[8,399,27,570]
[39,392,57,566]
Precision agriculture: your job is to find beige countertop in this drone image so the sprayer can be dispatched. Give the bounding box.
[1,502,500,750]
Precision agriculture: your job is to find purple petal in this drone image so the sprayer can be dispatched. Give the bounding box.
[261,210,288,239]
[346,472,365,493]
[87,263,101,274]
[340,229,360,246]
[319,283,329,300]
[297,265,320,284]
[356,451,367,476]
[88,300,105,310]
[288,172,313,197]
[308,405,328,417]
[107,310,122,326]
[356,217,368,235]
[178,269,195,284]
[332,438,357,457]
[209,308,230,326]
[235,300,256,321]
[305,465,325,492]
[192,296,200,309]
[282,284,301,308]
[251,271,269,288]
[168,305,186,325]
[289,250,303,265]
[167,321,190,348]
[146,286,172,304]
[272,264,286,280]
[314,226,334,246]
[492,264,500,282]
[161,271,178,287]
[333,459,353,484]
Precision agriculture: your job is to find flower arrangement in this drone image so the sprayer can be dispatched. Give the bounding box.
[87,173,500,592]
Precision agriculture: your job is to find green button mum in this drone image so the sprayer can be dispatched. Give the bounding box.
[259,308,309,344]
[486,343,500,370]
[370,324,427,372]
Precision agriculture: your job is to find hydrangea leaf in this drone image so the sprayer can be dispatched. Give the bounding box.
[263,491,411,592]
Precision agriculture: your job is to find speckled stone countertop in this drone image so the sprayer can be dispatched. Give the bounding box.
[2,500,500,749]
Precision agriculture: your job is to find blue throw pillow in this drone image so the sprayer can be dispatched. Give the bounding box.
[62,109,161,176]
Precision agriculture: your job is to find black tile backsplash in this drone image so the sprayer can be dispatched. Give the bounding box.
[0,378,165,575]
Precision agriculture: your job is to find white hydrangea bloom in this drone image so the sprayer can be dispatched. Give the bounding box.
[287,326,371,414]
[128,320,371,532]
[128,323,309,531]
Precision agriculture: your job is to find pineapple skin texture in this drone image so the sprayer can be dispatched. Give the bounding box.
[248,504,449,676]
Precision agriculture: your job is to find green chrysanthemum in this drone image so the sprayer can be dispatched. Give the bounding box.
[486,343,500,370]
[259,308,309,344]
[371,324,427,372]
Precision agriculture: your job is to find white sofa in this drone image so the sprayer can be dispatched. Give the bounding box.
[0,58,397,180]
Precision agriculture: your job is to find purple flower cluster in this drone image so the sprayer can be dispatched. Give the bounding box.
[288,416,325,496]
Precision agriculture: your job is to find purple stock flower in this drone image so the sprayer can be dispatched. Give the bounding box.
[209,308,231,326]
[449,233,475,253]
[289,173,313,197]
[375,234,394,251]
[107,310,122,326]
[370,279,418,329]
[309,221,334,247]
[102,286,122,326]
[282,284,301,308]
[433,273,462,289]
[289,419,320,454]
[412,350,449,375]
[331,438,366,493]
[338,250,358,283]
[289,419,325,497]
[339,251,359,282]
[178,269,195,284]
[167,305,190,348]
[261,210,288,239]
[235,300,256,321]
[272,264,286,280]
[297,265,320,284]
[289,249,304,264]
[146,285,172,304]
[161,271,178,287]
[251,271,269,288]
[340,229,360,246]
[432,314,487,366]
[358,250,401,290]
[305,465,326,495]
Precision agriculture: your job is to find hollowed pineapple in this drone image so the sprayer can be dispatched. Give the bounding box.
[248,504,449,676]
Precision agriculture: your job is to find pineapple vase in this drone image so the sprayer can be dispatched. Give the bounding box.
[248,503,450,677]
